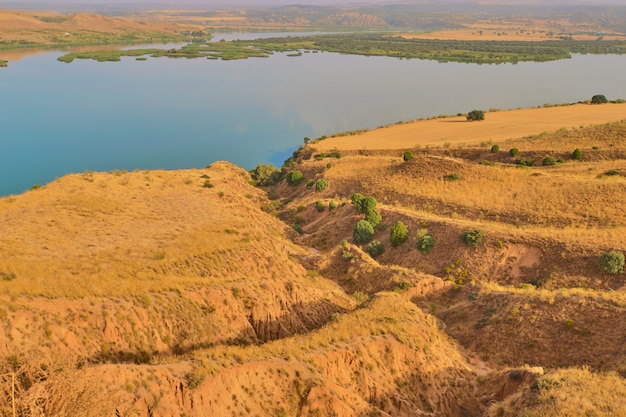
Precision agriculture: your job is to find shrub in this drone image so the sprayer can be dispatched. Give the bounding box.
[306,179,314,189]
[604,169,621,176]
[315,179,328,192]
[353,220,375,244]
[354,196,377,214]
[286,170,304,185]
[417,235,435,254]
[366,240,385,258]
[329,201,336,211]
[542,156,556,166]
[390,221,409,247]
[509,148,519,157]
[591,94,608,104]
[315,200,325,212]
[518,159,534,167]
[598,251,624,274]
[466,109,485,121]
[403,151,414,161]
[351,193,365,208]
[203,179,214,188]
[293,224,303,234]
[250,164,282,186]
[445,173,460,181]
[490,144,499,153]
[462,229,484,247]
[364,208,382,228]
[572,148,582,160]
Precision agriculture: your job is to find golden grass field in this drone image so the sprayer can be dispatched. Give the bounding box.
[401,18,626,41]
[313,102,626,150]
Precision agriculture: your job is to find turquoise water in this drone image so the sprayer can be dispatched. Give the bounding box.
[1,46,626,196]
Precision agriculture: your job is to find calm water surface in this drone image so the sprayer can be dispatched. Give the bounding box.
[1,42,626,196]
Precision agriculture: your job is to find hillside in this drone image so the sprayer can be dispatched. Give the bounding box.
[0,10,201,52]
[2,103,626,416]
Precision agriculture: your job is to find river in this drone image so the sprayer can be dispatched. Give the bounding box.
[1,37,625,196]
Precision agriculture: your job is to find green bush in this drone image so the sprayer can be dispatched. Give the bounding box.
[366,240,385,258]
[315,179,328,192]
[353,220,375,244]
[286,170,304,185]
[306,179,314,189]
[293,224,303,234]
[509,148,519,157]
[490,144,499,153]
[390,221,409,247]
[417,235,435,254]
[591,94,608,104]
[462,229,484,247]
[315,200,325,212]
[518,159,534,167]
[542,156,556,166]
[351,193,365,208]
[403,151,414,161]
[329,201,336,211]
[466,109,485,121]
[249,164,281,186]
[598,251,624,274]
[445,173,460,181]
[364,208,382,228]
[354,196,377,214]
[572,148,582,160]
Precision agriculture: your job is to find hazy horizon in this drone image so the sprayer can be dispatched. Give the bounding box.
[2,0,626,12]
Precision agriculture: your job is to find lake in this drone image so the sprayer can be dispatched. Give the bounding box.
[1,39,626,196]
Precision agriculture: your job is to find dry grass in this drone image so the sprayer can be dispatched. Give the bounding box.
[312,103,626,151]
[401,18,626,41]
[487,367,626,417]
[0,162,307,298]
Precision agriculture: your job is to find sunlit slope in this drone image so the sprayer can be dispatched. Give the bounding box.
[313,103,626,150]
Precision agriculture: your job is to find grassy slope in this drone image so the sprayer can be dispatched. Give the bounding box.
[2,104,626,416]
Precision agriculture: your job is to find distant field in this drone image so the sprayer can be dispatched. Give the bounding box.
[402,18,626,42]
[313,103,626,151]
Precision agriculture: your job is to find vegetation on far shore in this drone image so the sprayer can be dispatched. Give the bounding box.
[55,33,626,65]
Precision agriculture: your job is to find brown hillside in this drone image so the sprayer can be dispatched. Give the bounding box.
[3,104,626,416]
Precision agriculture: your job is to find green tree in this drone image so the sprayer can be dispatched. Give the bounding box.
[355,196,377,214]
[417,235,435,254]
[364,208,382,228]
[591,94,608,104]
[353,220,375,244]
[315,179,328,192]
[599,251,624,274]
[366,240,385,258]
[572,148,582,160]
[403,151,414,161]
[542,156,557,166]
[509,148,519,157]
[250,164,281,186]
[351,193,365,208]
[462,230,484,247]
[390,221,409,247]
[286,170,304,185]
[466,110,485,121]
[490,144,500,153]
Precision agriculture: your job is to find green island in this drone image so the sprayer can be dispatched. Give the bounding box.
[0,60,7,67]
[57,33,626,65]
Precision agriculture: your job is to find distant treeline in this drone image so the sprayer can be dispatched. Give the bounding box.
[57,33,626,65]
[248,34,626,64]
